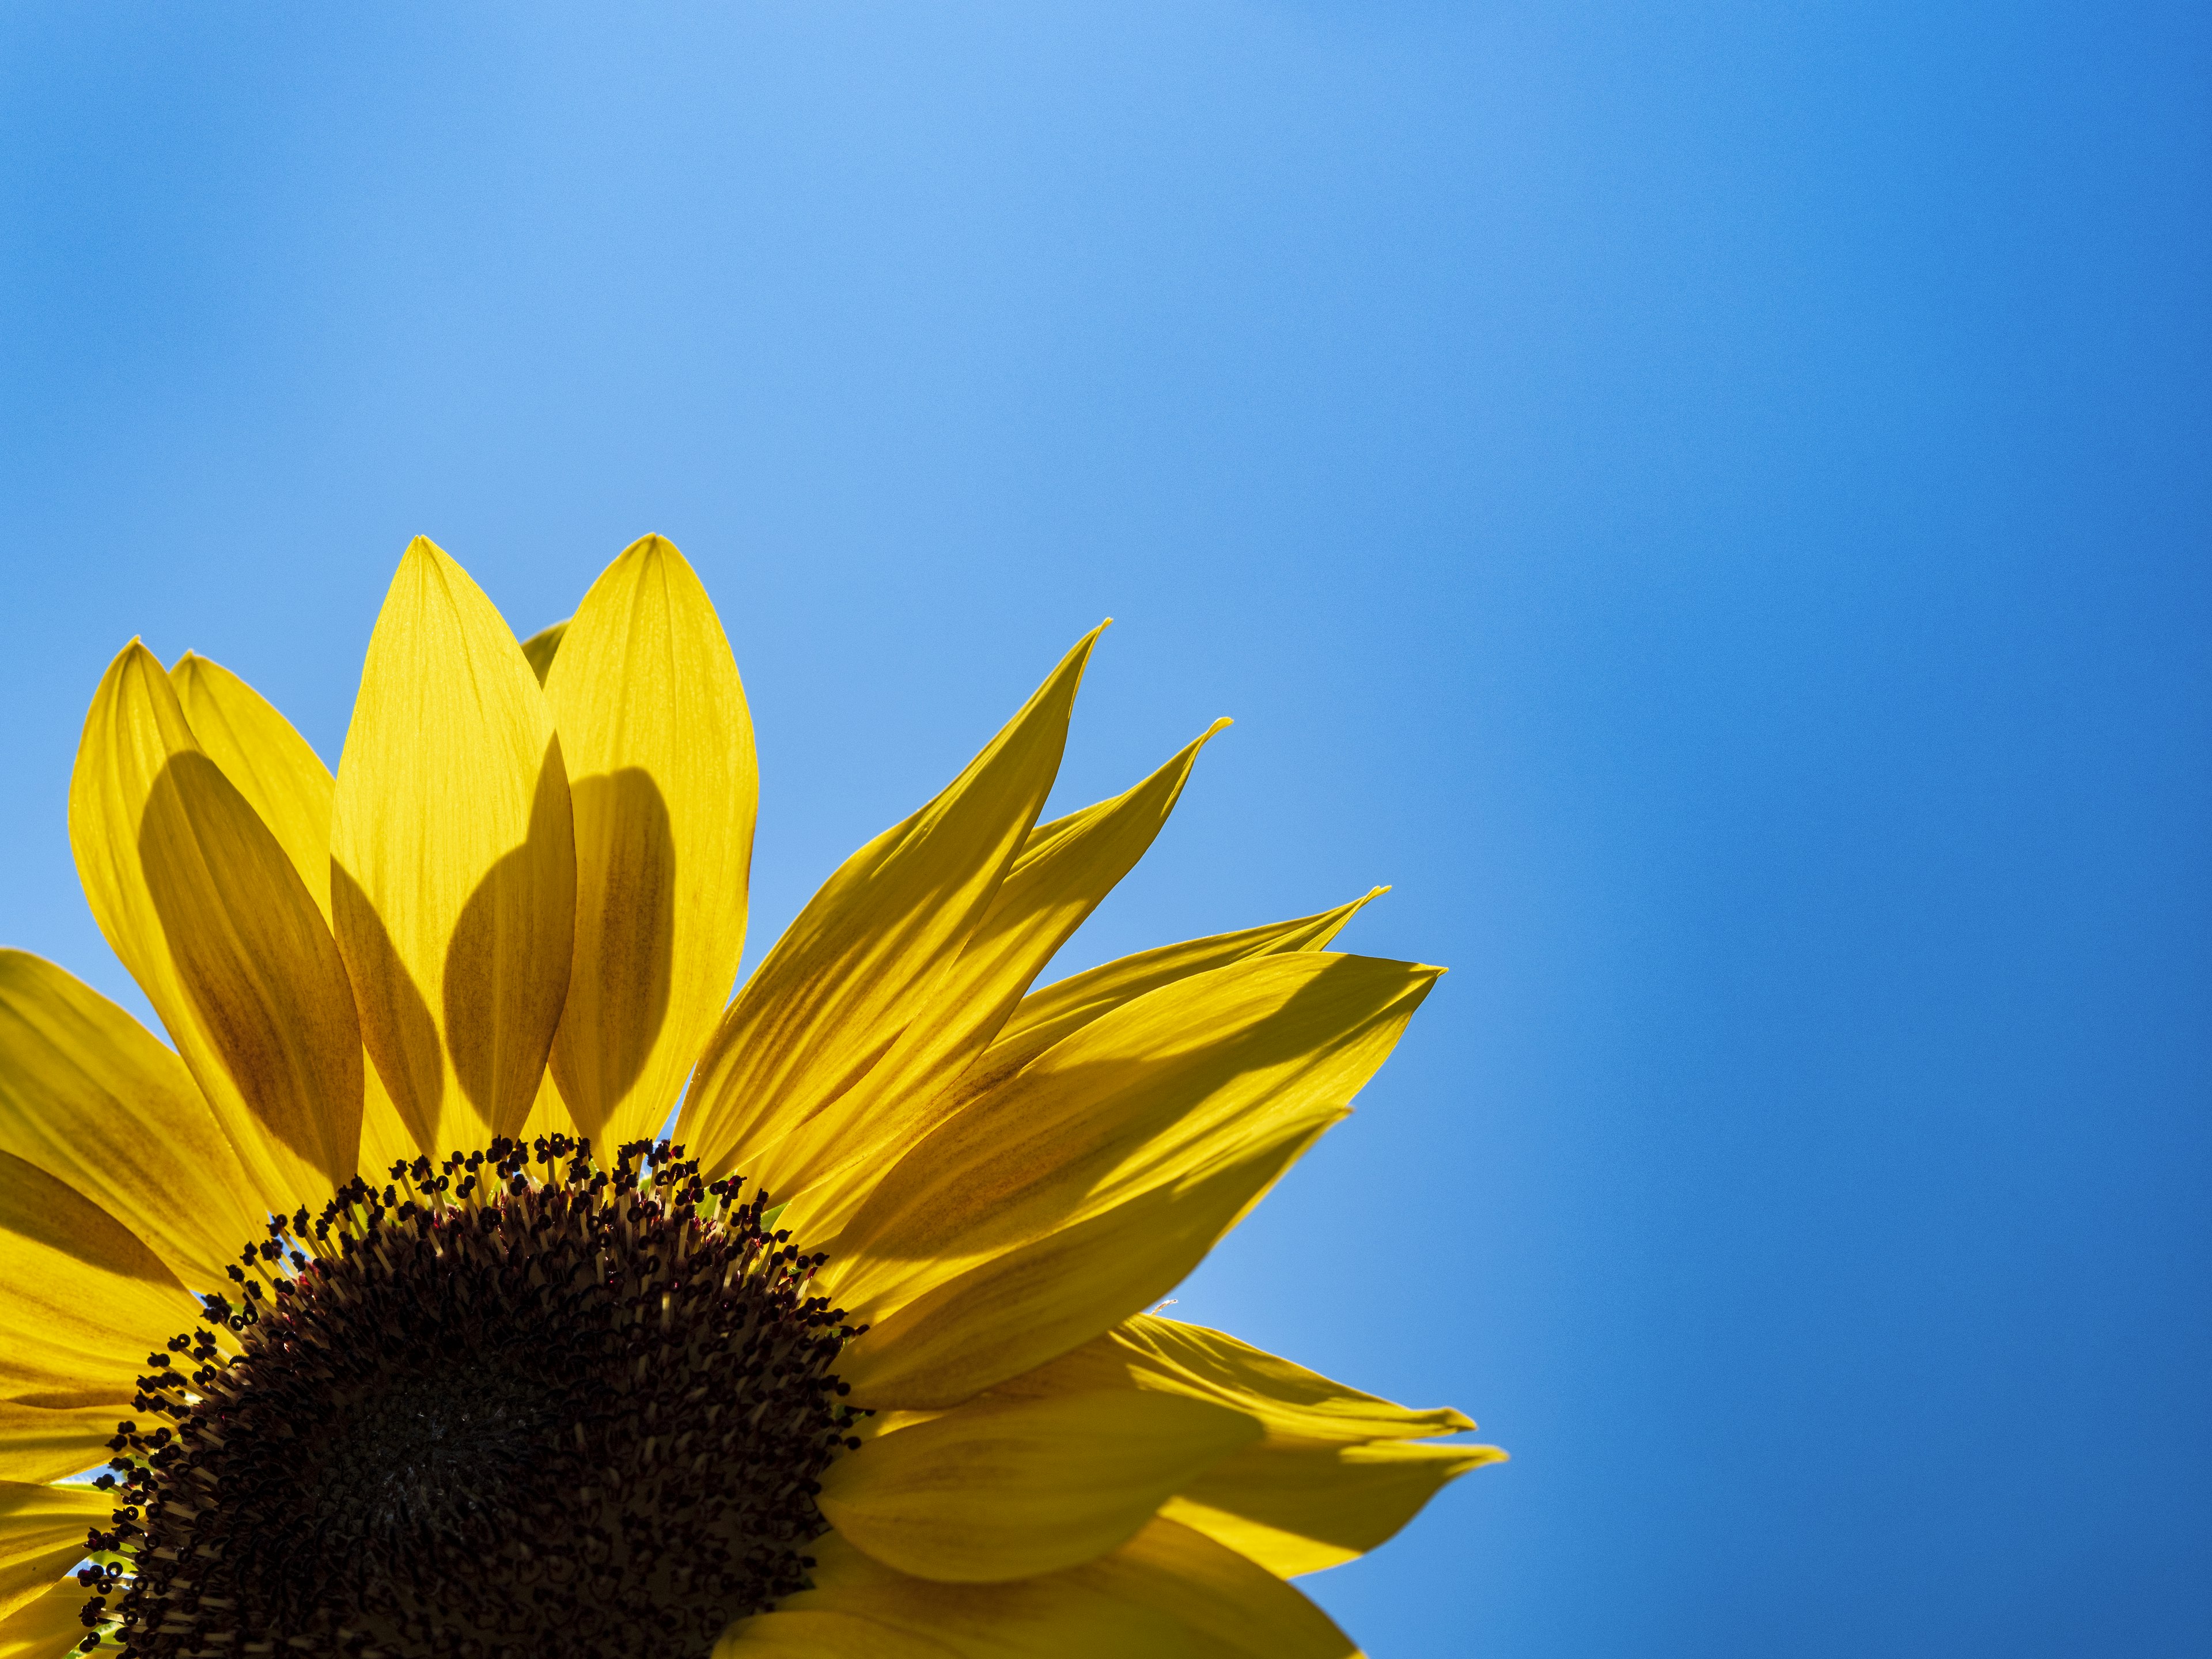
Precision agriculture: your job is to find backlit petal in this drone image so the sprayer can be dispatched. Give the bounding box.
[169,654,334,925]
[817,1392,1258,1583]
[543,536,756,1149]
[715,1610,963,1659]
[1162,1438,1505,1577]
[777,1532,1209,1659]
[0,1400,127,1487]
[0,1480,108,1623]
[1077,1518,1363,1658]
[680,628,1102,1191]
[69,642,362,1208]
[0,1150,196,1408]
[776,722,1228,1241]
[0,1574,87,1659]
[828,952,1439,1408]
[0,951,261,1291]
[950,890,1386,1117]
[520,618,569,687]
[330,537,576,1151]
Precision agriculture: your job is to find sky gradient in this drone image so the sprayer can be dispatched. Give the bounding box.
[3,6,2209,1656]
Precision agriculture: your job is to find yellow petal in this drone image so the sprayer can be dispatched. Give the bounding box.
[818,1391,1259,1583]
[0,951,262,1291]
[0,1150,195,1403]
[0,1399,127,1487]
[69,642,362,1207]
[828,952,1439,1408]
[0,1480,108,1623]
[1162,1438,1505,1577]
[0,1574,88,1659]
[774,722,1228,1241]
[987,1314,1474,1443]
[520,618,570,687]
[1074,1517,1363,1659]
[168,654,334,925]
[779,1531,1210,1659]
[715,1610,964,1658]
[330,537,576,1150]
[543,536,756,1150]
[952,890,1387,1117]
[680,627,1103,1191]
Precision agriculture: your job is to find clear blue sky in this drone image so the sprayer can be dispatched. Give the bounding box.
[3,6,2208,1656]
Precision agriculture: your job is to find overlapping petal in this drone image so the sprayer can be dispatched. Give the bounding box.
[717,1609,964,1659]
[543,536,756,1150]
[69,643,361,1210]
[679,627,1103,1192]
[0,1575,87,1658]
[330,537,575,1152]
[0,1151,199,1480]
[828,952,1440,1408]
[0,950,262,1290]
[758,1518,1362,1659]
[817,1392,1258,1582]
[0,1479,108,1622]
[945,890,1386,1119]
[775,721,1229,1241]
[1162,1437,1503,1576]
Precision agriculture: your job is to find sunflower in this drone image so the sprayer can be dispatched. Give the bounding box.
[0,536,1501,1659]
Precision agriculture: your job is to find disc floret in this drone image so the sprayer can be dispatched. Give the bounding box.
[82,1136,862,1659]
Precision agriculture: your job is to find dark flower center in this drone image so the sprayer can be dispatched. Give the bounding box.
[81,1137,858,1659]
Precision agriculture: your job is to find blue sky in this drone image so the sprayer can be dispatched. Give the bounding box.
[3,5,2209,1656]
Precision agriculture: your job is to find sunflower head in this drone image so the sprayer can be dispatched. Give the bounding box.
[0,535,1498,1659]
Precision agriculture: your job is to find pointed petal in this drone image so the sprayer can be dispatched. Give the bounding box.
[520,618,570,687]
[986,1314,1475,1442]
[777,722,1228,1240]
[0,951,262,1290]
[169,655,335,925]
[1163,1438,1505,1576]
[680,628,1104,1192]
[715,1611,963,1659]
[952,891,1387,1116]
[0,1480,109,1623]
[828,953,1439,1408]
[0,1573,88,1659]
[70,642,362,1207]
[0,1150,196,1407]
[543,536,756,1149]
[779,1532,1210,1659]
[819,1391,1258,1583]
[330,538,577,1150]
[1077,1518,1364,1658]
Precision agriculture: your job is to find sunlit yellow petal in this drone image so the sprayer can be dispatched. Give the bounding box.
[543,536,756,1150]
[520,618,570,687]
[69,642,362,1207]
[950,889,1386,1117]
[775,722,1227,1241]
[715,1608,963,1659]
[779,1531,1209,1659]
[0,1150,196,1403]
[828,952,1438,1408]
[818,1391,1258,1583]
[1163,1437,1505,1576]
[0,1399,126,1488]
[330,537,576,1151]
[987,1313,1474,1442]
[0,1480,108,1623]
[1077,1517,1363,1659]
[680,627,1103,1192]
[169,654,334,925]
[0,1573,88,1659]
[0,950,261,1290]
